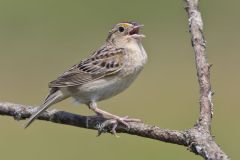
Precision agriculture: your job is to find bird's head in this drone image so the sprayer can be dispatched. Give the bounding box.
[107,22,145,46]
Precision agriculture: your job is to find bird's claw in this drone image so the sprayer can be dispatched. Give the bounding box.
[96,116,141,137]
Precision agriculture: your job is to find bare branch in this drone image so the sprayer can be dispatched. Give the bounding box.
[0,102,186,145]
[185,0,229,159]
[185,0,212,131]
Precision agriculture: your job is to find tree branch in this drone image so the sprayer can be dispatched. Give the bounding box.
[184,0,229,159]
[0,101,187,145]
[185,0,212,131]
[0,0,229,159]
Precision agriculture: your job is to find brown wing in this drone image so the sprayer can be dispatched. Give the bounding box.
[48,46,126,88]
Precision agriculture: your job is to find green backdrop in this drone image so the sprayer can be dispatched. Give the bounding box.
[0,0,239,159]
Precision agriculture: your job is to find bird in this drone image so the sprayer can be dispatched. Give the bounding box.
[24,21,148,132]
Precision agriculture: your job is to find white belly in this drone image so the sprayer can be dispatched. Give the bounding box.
[71,70,141,104]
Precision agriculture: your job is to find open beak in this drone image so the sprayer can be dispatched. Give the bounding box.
[134,24,144,28]
[129,24,145,39]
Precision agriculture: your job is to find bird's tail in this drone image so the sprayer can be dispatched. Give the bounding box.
[24,89,66,128]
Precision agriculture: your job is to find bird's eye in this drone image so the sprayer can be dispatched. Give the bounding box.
[118,27,125,32]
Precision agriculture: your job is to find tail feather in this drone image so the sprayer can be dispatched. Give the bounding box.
[24,90,65,128]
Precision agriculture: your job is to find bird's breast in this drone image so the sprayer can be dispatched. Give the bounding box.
[70,41,147,104]
[121,41,147,76]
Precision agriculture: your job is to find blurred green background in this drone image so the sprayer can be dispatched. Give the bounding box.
[0,0,239,159]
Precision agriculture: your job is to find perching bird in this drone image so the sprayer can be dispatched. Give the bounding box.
[24,22,147,132]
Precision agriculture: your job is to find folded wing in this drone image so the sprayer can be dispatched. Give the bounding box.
[49,46,126,88]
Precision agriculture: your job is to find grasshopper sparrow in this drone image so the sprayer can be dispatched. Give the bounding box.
[24,22,147,133]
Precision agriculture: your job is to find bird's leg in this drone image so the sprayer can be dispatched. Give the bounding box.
[88,102,141,135]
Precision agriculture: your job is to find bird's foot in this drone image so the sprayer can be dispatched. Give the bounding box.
[97,116,141,137]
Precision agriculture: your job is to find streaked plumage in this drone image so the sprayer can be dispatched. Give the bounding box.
[24,22,147,130]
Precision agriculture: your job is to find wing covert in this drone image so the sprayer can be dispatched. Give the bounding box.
[48,46,126,88]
